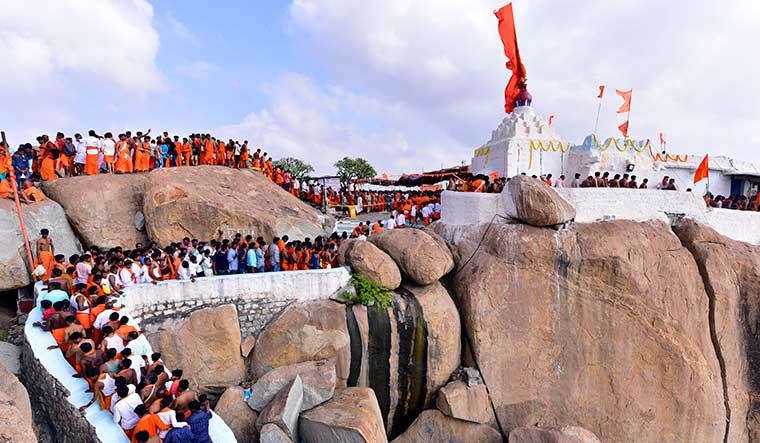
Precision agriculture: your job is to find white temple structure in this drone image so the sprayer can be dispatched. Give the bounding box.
[470,87,760,197]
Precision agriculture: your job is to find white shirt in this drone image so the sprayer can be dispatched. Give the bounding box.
[158,409,189,439]
[395,214,406,227]
[103,334,125,353]
[93,309,117,330]
[112,392,142,430]
[421,206,432,218]
[293,179,300,190]
[101,138,116,156]
[110,384,136,413]
[178,265,193,281]
[384,218,396,230]
[74,140,87,163]
[138,264,153,284]
[119,268,135,288]
[434,203,441,213]
[128,355,146,384]
[84,135,101,148]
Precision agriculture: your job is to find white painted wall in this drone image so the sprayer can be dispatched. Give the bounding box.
[123,267,351,318]
[441,188,760,245]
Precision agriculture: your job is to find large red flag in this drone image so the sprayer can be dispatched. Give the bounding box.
[597,85,605,99]
[618,120,629,138]
[694,155,709,184]
[616,89,632,113]
[495,3,526,114]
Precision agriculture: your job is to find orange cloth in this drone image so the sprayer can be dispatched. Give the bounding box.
[203,140,215,165]
[37,251,56,281]
[59,154,73,168]
[84,146,100,175]
[23,186,45,202]
[115,142,133,173]
[51,327,66,345]
[131,413,170,443]
[40,158,57,181]
[76,312,92,330]
[0,179,14,198]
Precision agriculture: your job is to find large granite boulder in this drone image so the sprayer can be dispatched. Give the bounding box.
[252,300,350,384]
[146,304,246,395]
[300,387,387,443]
[214,386,260,443]
[0,199,82,291]
[369,229,454,285]
[41,174,148,248]
[0,357,36,443]
[390,410,501,443]
[433,220,725,443]
[501,175,575,226]
[143,166,333,245]
[253,282,460,437]
[435,380,492,424]
[674,218,760,442]
[260,423,292,443]
[509,426,601,443]
[338,240,402,290]
[249,361,336,412]
[257,376,303,442]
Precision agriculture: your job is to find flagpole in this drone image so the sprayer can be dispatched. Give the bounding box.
[593,99,602,136]
[626,92,632,140]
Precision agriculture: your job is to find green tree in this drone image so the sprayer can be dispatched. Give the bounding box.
[334,157,377,188]
[273,157,315,180]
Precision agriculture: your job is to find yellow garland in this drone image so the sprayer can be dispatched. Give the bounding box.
[591,133,650,153]
[528,140,572,169]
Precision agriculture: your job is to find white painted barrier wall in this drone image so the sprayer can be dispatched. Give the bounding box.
[441,188,760,245]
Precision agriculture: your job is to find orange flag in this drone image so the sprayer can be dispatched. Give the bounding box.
[548,115,555,125]
[618,120,629,138]
[659,132,665,146]
[495,3,526,114]
[616,89,632,113]
[694,155,709,184]
[597,85,605,99]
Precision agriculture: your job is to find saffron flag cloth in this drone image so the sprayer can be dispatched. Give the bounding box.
[659,132,665,146]
[548,115,555,125]
[495,3,526,114]
[694,155,709,183]
[618,120,629,138]
[597,85,605,99]
[616,89,632,113]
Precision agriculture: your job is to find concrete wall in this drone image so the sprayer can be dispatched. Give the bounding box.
[125,268,351,337]
[441,188,760,245]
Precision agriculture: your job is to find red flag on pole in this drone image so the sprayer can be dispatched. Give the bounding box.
[597,85,605,99]
[618,120,629,138]
[694,155,709,184]
[615,89,632,113]
[659,132,665,146]
[495,3,526,114]
[548,115,555,125]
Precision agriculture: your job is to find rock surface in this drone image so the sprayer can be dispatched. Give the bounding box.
[300,387,388,443]
[0,356,36,443]
[260,423,292,443]
[249,361,336,412]
[390,410,501,443]
[508,426,601,443]
[214,386,260,443]
[254,283,460,437]
[252,300,350,384]
[0,199,82,290]
[435,380,491,424]
[143,166,333,245]
[501,175,575,226]
[434,219,725,443]
[41,174,148,248]
[369,228,454,285]
[146,304,246,395]
[674,218,760,442]
[338,240,402,290]
[257,376,303,442]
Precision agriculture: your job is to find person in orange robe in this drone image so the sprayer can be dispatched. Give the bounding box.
[239,141,249,168]
[55,133,73,177]
[140,138,152,172]
[39,136,58,181]
[83,144,100,176]
[217,141,226,166]
[203,138,215,165]
[181,138,192,166]
[21,181,45,201]
[114,135,133,174]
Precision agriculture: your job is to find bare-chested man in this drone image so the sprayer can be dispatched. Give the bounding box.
[172,379,198,419]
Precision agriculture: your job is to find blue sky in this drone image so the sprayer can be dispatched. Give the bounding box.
[2,0,760,176]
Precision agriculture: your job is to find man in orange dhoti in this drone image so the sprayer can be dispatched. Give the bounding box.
[114,134,133,174]
[39,136,58,181]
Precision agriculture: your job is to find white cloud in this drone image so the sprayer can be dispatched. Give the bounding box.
[285,0,760,168]
[168,15,198,44]
[218,74,462,176]
[0,0,164,97]
[182,60,220,78]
